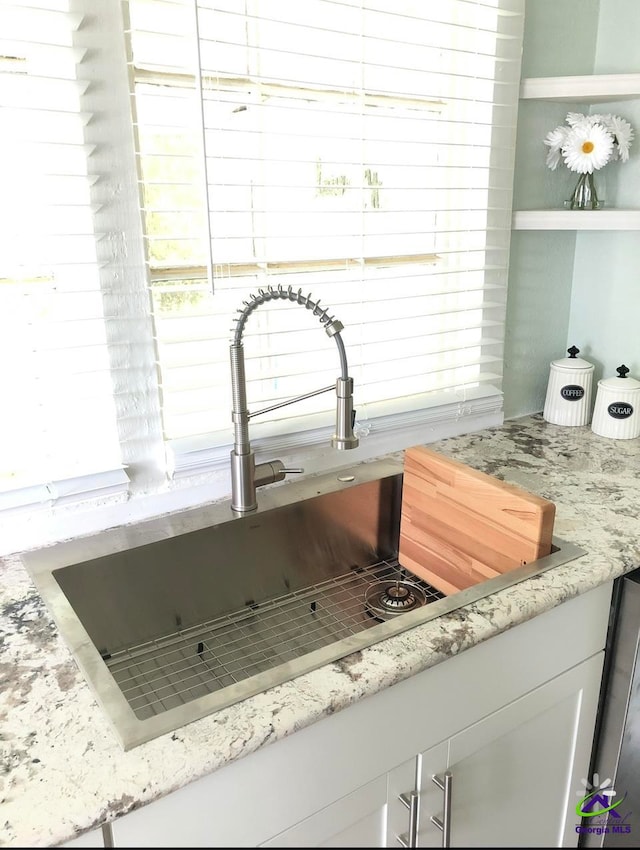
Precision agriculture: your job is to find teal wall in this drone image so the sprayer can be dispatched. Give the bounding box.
[504,0,640,417]
[520,0,599,77]
[568,0,640,386]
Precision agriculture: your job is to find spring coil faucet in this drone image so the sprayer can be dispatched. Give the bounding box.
[230,284,359,512]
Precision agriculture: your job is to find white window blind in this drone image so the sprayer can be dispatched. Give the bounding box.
[0,0,524,518]
[125,0,524,472]
[0,1,127,505]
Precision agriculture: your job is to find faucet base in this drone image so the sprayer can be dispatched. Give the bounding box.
[332,435,360,450]
[231,454,297,512]
[230,450,257,513]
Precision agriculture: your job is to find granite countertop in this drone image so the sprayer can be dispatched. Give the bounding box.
[2,414,640,847]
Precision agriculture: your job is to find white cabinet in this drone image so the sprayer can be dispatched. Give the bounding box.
[264,651,604,850]
[107,583,611,848]
[513,73,640,231]
[393,653,603,848]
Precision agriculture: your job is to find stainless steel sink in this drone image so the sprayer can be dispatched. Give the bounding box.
[22,457,585,750]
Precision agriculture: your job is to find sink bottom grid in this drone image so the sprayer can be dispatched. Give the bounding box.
[104,559,443,721]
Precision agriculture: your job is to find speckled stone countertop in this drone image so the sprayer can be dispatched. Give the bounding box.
[2,414,639,847]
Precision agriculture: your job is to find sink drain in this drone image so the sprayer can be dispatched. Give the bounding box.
[364,579,427,621]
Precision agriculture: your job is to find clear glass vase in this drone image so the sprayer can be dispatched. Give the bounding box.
[565,171,603,210]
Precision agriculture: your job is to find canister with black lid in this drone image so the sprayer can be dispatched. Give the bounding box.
[591,365,640,439]
[543,345,594,427]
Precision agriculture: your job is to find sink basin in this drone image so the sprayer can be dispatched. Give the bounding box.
[23,457,585,750]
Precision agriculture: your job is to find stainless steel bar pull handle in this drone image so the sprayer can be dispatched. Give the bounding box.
[431,771,453,847]
[397,790,419,848]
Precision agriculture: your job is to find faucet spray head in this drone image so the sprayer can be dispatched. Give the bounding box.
[332,377,359,450]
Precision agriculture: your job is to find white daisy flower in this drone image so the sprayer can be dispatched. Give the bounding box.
[543,126,570,170]
[544,111,634,174]
[565,112,584,127]
[605,114,634,162]
[567,111,600,128]
[562,122,613,173]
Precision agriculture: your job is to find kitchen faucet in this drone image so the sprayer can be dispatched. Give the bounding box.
[229,284,359,512]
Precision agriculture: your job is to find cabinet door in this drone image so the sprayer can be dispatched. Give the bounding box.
[260,775,388,848]
[438,652,603,848]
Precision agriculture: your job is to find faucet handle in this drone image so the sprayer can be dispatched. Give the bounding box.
[254,460,304,488]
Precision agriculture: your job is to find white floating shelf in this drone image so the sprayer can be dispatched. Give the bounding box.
[512,210,640,230]
[520,73,640,103]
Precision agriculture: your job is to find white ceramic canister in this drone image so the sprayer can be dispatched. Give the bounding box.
[543,345,594,426]
[591,365,640,439]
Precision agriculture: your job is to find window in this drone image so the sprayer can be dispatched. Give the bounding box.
[126,0,524,474]
[0,0,524,522]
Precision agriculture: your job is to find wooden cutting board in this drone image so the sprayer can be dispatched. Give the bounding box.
[398,446,556,596]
